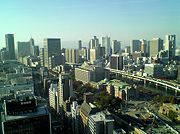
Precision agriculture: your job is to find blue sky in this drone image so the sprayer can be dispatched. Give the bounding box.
[0,0,180,48]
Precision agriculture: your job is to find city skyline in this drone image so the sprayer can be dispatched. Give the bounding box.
[0,0,180,48]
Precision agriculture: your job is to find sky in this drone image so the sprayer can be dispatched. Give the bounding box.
[0,0,180,49]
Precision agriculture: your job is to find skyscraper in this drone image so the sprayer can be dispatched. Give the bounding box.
[130,40,141,53]
[5,34,16,60]
[58,73,73,107]
[89,36,99,49]
[17,41,32,58]
[101,36,111,56]
[112,40,121,54]
[149,38,163,58]
[40,48,45,67]
[140,39,147,55]
[164,35,176,58]
[44,38,62,68]
[78,40,82,50]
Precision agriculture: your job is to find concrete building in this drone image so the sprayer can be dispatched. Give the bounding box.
[88,111,114,134]
[75,62,109,83]
[112,40,121,54]
[58,73,73,107]
[1,93,51,134]
[71,101,81,134]
[49,83,59,113]
[164,35,176,58]
[106,79,138,101]
[44,38,62,68]
[109,54,123,70]
[144,64,164,77]
[65,49,79,64]
[5,34,16,60]
[149,38,163,58]
[80,102,99,133]
[130,40,141,53]
[102,36,111,56]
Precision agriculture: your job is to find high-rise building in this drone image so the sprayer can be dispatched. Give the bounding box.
[144,64,164,77]
[164,35,176,58]
[89,36,100,49]
[149,38,163,58]
[110,54,123,70]
[44,38,62,68]
[58,73,73,107]
[1,93,51,134]
[140,39,148,55]
[124,46,131,53]
[49,83,59,113]
[40,48,45,67]
[78,40,82,50]
[5,34,16,60]
[130,40,141,53]
[65,49,79,64]
[17,41,32,58]
[101,36,111,56]
[112,40,121,54]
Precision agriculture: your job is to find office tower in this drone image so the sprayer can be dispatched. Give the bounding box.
[1,93,51,134]
[164,35,176,58]
[17,41,32,58]
[40,48,45,66]
[5,34,16,60]
[101,36,111,56]
[65,49,79,64]
[88,111,114,134]
[112,40,121,54]
[58,73,73,107]
[44,38,62,68]
[49,83,59,113]
[78,40,82,50]
[140,39,147,55]
[89,36,100,49]
[130,40,141,53]
[149,38,163,57]
[110,54,123,70]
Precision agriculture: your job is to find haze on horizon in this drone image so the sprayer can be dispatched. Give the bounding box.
[0,0,180,49]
